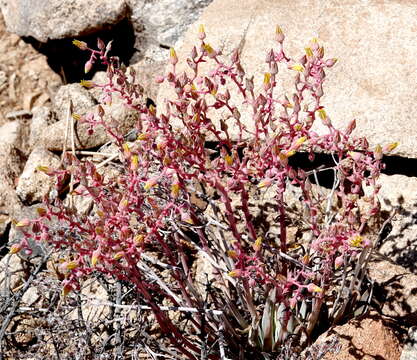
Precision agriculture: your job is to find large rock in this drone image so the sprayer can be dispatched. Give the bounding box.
[368,259,417,322]
[0,120,23,148]
[16,147,61,204]
[0,0,129,42]
[157,0,417,158]
[53,83,97,123]
[28,106,57,150]
[39,102,138,151]
[127,0,213,62]
[37,82,139,151]
[376,174,417,272]
[308,311,401,360]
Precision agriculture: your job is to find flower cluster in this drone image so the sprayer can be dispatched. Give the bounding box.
[13,27,396,358]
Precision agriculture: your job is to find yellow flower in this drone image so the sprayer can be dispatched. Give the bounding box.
[317,108,327,120]
[257,178,272,189]
[72,40,88,50]
[130,155,139,171]
[144,177,158,191]
[295,136,307,146]
[291,64,305,72]
[253,237,262,252]
[9,244,22,254]
[350,235,363,247]
[134,234,145,246]
[65,261,79,270]
[171,183,180,198]
[305,47,313,57]
[80,80,95,88]
[113,252,125,260]
[228,269,242,278]
[224,154,233,166]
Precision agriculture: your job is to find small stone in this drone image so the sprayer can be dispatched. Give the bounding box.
[16,147,61,204]
[0,120,22,148]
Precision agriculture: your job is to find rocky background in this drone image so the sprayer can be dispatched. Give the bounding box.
[0,0,415,359]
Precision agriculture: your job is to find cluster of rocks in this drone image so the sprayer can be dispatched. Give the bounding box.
[0,0,416,359]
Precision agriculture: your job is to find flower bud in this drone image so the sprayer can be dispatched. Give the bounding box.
[227,250,238,259]
[258,178,273,188]
[198,24,206,40]
[72,40,88,50]
[263,72,272,90]
[326,58,338,67]
[253,237,262,252]
[275,25,285,43]
[130,155,139,171]
[84,60,93,74]
[374,144,383,160]
[290,63,305,72]
[144,177,158,191]
[307,283,323,293]
[334,255,344,269]
[155,75,165,83]
[383,142,399,152]
[97,38,105,50]
[80,80,95,88]
[65,260,79,271]
[9,243,22,254]
[169,48,178,65]
[113,251,125,261]
[91,249,100,266]
[202,43,217,58]
[15,218,30,227]
[181,211,194,225]
[228,269,242,278]
[269,61,278,75]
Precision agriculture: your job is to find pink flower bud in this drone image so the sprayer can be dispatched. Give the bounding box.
[325,58,338,67]
[198,24,206,40]
[275,25,285,43]
[307,283,323,293]
[169,48,178,65]
[334,255,344,269]
[155,75,165,84]
[289,297,298,309]
[97,38,105,50]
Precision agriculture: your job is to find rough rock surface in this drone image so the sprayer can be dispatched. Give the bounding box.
[157,0,417,158]
[0,143,24,237]
[127,0,213,62]
[376,174,417,272]
[401,326,417,360]
[39,101,138,151]
[53,83,96,123]
[368,258,417,322]
[28,106,57,150]
[0,0,129,42]
[0,14,62,126]
[310,312,401,360]
[0,120,22,147]
[16,147,61,204]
